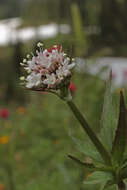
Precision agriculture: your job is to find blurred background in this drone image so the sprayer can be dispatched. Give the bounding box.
[0,0,127,189]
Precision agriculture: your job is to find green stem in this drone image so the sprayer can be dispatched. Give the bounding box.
[67,100,112,166]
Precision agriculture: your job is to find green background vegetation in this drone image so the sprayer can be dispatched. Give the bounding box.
[0,0,127,189]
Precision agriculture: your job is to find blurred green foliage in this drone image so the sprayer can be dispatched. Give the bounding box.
[1,0,127,48]
[71,3,88,56]
[0,0,127,189]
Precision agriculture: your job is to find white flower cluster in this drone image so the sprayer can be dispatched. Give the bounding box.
[20,43,75,90]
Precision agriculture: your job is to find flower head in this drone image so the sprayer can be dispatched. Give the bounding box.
[20,43,75,97]
[0,109,9,119]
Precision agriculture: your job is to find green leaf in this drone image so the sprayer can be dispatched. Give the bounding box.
[112,92,127,165]
[67,100,112,165]
[84,171,113,190]
[72,137,104,164]
[100,73,118,152]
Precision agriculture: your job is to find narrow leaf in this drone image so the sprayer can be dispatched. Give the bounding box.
[68,154,95,169]
[100,72,118,152]
[112,92,127,165]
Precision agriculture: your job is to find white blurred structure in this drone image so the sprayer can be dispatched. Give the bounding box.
[0,17,71,45]
[75,57,127,88]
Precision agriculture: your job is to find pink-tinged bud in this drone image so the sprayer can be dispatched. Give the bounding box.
[69,82,76,94]
[0,109,9,119]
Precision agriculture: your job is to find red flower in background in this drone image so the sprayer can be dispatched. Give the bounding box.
[69,82,76,94]
[0,109,9,119]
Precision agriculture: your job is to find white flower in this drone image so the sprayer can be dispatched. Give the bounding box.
[56,59,75,80]
[56,66,70,80]
[26,72,41,88]
[25,56,37,72]
[36,51,52,68]
[36,46,63,69]
[62,58,75,70]
[43,73,56,85]
[50,49,63,63]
